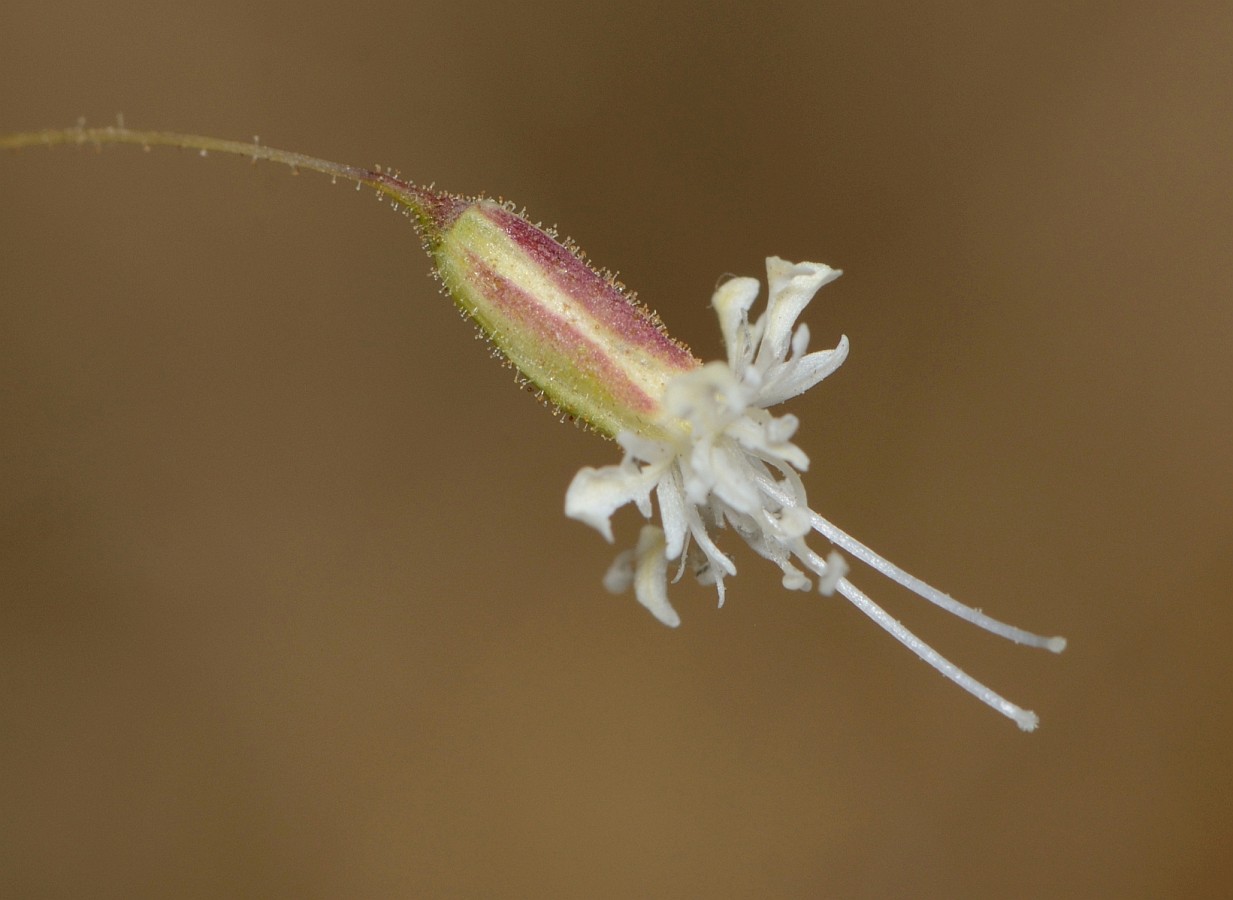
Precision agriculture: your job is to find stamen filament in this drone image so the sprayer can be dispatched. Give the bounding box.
[755,473,1065,652]
[833,576,1041,731]
[792,542,1040,727]
[814,512,1066,652]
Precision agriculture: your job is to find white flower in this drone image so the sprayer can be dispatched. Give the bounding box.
[566,257,1065,731]
[0,124,1065,730]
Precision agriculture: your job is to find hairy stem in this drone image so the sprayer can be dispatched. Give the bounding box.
[0,121,460,239]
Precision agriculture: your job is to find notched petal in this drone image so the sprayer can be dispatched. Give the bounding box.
[757,335,850,407]
[758,258,842,366]
[565,463,654,541]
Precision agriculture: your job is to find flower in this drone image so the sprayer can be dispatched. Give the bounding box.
[0,124,1065,730]
[566,258,849,621]
[565,257,1066,731]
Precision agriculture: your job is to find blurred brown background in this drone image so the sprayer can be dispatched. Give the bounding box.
[1,1,1230,897]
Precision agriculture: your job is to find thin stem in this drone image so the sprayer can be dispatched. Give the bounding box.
[0,122,456,236]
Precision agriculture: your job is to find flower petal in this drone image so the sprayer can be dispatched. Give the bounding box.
[615,430,672,465]
[757,258,842,367]
[565,461,657,541]
[708,440,764,514]
[757,335,850,407]
[728,414,810,473]
[655,467,689,560]
[790,322,811,360]
[684,505,737,579]
[712,276,761,373]
[632,525,680,627]
[603,548,635,593]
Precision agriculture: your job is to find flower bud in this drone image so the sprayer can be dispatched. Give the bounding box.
[424,198,700,439]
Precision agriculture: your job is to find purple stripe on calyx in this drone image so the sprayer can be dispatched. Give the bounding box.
[480,204,696,369]
[465,252,660,419]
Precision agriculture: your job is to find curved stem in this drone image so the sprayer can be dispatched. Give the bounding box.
[0,122,462,238]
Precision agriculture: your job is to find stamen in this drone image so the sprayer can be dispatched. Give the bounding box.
[815,513,1067,652]
[834,577,1041,731]
[755,473,1065,653]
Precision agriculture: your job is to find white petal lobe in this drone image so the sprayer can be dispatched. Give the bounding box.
[632,526,680,627]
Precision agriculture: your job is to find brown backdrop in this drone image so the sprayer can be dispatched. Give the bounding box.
[2,2,1231,897]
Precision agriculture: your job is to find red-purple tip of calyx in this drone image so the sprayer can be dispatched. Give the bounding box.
[362,170,470,246]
